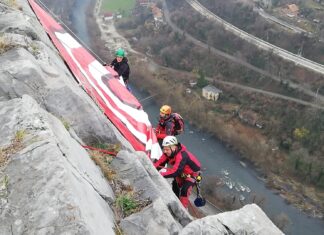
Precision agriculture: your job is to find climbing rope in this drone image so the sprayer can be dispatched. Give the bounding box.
[36,0,107,65]
[82,145,117,156]
[189,202,200,218]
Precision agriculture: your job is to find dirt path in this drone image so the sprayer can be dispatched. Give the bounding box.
[94,0,138,55]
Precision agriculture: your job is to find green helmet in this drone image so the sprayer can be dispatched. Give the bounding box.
[115,48,125,57]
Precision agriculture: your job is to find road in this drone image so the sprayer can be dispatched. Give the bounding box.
[255,7,307,34]
[213,79,324,110]
[186,0,324,76]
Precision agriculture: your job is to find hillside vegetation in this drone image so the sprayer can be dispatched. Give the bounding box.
[114,0,324,216]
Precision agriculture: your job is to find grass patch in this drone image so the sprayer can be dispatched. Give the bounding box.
[89,142,121,180]
[0,130,26,168]
[15,129,26,142]
[100,0,136,16]
[94,142,121,153]
[88,144,151,219]
[114,222,124,235]
[3,0,22,10]
[91,151,116,181]
[0,175,9,202]
[0,36,14,54]
[29,42,40,56]
[116,192,139,217]
[114,189,151,218]
[59,118,70,131]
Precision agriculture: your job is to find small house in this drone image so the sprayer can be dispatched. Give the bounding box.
[286,4,299,17]
[151,4,163,22]
[103,12,113,21]
[138,0,150,6]
[202,85,222,101]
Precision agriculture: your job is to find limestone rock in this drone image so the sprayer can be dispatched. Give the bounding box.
[181,204,283,235]
[0,95,115,234]
[120,198,182,235]
[111,150,193,227]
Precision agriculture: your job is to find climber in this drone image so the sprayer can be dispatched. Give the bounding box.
[155,105,184,147]
[154,136,201,208]
[109,48,131,90]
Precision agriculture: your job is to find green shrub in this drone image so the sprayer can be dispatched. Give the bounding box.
[15,129,26,142]
[0,36,13,54]
[116,193,139,217]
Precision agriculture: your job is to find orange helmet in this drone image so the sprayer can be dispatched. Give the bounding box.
[160,105,171,115]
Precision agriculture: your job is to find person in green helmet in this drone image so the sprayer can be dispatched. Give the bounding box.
[110,48,130,89]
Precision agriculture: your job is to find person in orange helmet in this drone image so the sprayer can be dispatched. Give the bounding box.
[155,105,177,147]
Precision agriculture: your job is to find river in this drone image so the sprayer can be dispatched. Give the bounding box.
[69,0,91,46]
[134,88,324,235]
[60,0,324,234]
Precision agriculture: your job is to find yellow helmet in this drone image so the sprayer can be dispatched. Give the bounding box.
[160,105,171,115]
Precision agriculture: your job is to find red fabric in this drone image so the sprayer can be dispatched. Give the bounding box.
[155,125,167,140]
[177,177,195,208]
[27,0,162,159]
[105,79,141,109]
[180,195,190,208]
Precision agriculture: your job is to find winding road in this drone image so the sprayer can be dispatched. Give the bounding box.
[161,0,324,108]
[186,0,324,76]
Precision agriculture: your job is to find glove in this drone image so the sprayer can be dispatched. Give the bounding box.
[159,168,167,173]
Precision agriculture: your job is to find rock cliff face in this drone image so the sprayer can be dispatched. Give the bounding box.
[0,0,283,234]
[0,95,115,234]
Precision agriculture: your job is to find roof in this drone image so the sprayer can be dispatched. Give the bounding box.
[202,85,222,93]
[151,5,162,18]
[287,4,299,13]
[103,12,113,17]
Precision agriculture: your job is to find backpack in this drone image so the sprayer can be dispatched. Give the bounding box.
[172,113,185,135]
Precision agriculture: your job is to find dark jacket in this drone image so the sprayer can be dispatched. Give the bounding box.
[155,115,175,140]
[110,57,130,82]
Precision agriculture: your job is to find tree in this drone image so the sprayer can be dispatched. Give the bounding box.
[293,127,310,140]
[197,70,209,88]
